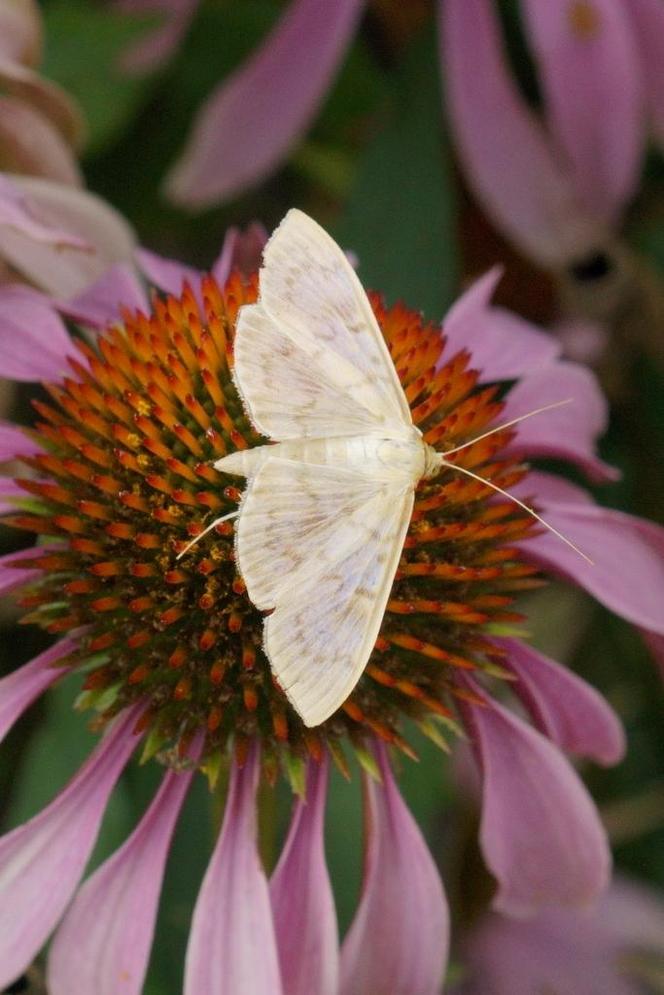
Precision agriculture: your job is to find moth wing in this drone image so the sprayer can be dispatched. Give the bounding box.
[235,458,414,727]
[232,304,400,441]
[256,208,413,430]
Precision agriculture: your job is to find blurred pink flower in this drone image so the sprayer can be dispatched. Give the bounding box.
[0,0,84,184]
[440,0,664,271]
[454,876,664,995]
[0,216,663,988]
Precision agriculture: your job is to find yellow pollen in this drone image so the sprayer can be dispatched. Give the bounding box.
[568,1,601,39]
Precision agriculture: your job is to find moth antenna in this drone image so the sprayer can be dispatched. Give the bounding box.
[443,399,573,457]
[176,510,239,560]
[439,458,593,565]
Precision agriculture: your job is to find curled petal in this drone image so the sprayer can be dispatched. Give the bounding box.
[520,0,643,223]
[61,263,148,329]
[460,685,610,916]
[48,763,195,995]
[499,637,625,765]
[164,0,366,207]
[270,756,338,995]
[0,55,85,149]
[184,745,283,995]
[340,743,448,995]
[520,505,664,635]
[0,0,42,65]
[0,174,136,298]
[501,361,618,481]
[626,0,664,147]
[0,707,141,989]
[0,284,74,380]
[0,96,81,185]
[0,638,74,745]
[0,174,88,249]
[440,0,601,267]
[442,268,560,380]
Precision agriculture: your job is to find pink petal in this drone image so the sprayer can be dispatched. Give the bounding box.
[211,222,268,284]
[501,361,618,482]
[0,174,136,298]
[442,268,561,380]
[553,316,609,365]
[48,763,195,995]
[520,504,664,635]
[0,544,53,595]
[164,0,366,207]
[0,284,74,379]
[517,469,595,507]
[0,96,81,186]
[184,745,283,995]
[136,246,200,297]
[270,756,338,995]
[0,638,75,745]
[340,743,448,995]
[626,0,664,147]
[499,637,625,765]
[0,174,88,249]
[118,0,199,75]
[0,420,43,461]
[460,684,611,916]
[0,707,141,989]
[440,0,602,267]
[60,263,148,329]
[520,0,643,223]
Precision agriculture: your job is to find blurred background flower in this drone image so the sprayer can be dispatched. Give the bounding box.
[0,1,662,992]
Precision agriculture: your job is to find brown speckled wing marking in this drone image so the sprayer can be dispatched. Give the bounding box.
[236,458,415,727]
[256,208,413,429]
[232,304,394,440]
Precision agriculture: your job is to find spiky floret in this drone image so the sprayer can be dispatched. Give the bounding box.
[5,273,541,779]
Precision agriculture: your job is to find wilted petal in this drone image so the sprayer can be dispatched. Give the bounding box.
[442,268,560,380]
[340,743,448,995]
[0,284,74,379]
[0,55,85,150]
[165,0,366,207]
[520,0,643,223]
[520,504,664,635]
[0,96,81,185]
[440,0,601,267]
[0,174,136,298]
[0,0,42,65]
[61,263,148,329]
[0,707,141,989]
[499,637,625,765]
[0,638,74,745]
[501,361,618,481]
[48,763,195,995]
[626,0,664,147]
[184,745,283,995]
[460,684,610,916]
[270,756,338,995]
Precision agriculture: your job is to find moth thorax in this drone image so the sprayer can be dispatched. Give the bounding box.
[422,444,444,479]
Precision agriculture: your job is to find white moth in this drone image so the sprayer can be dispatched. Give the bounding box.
[182,209,585,727]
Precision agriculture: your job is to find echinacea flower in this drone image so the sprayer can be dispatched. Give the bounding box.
[0,213,663,992]
[453,875,664,995]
